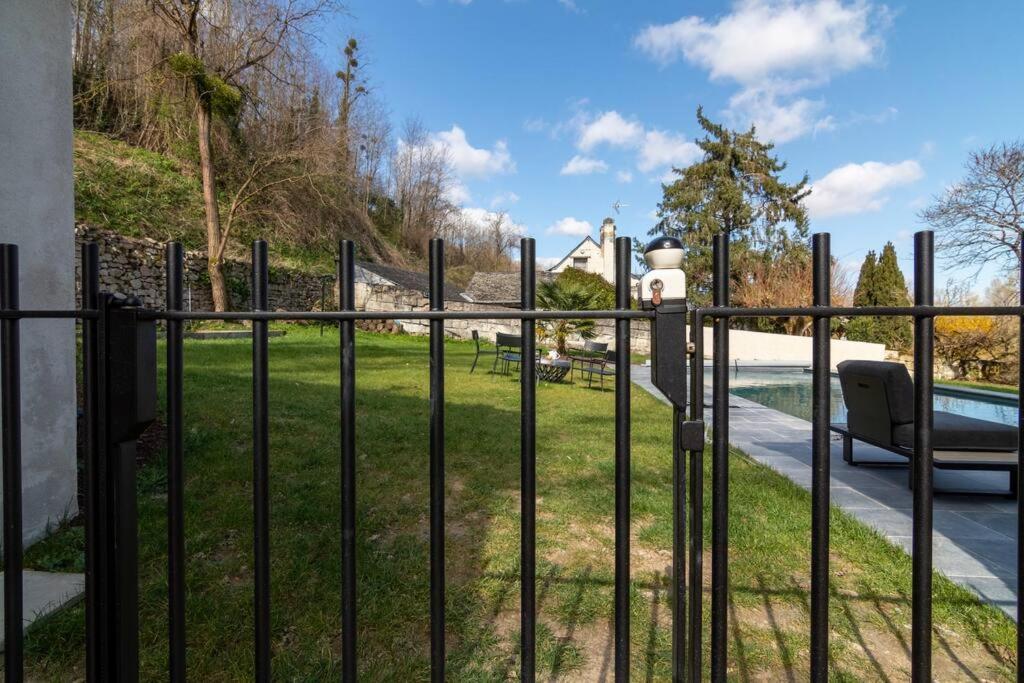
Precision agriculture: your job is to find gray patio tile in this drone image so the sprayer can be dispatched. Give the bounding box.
[954,577,1016,617]
[853,508,1009,543]
[951,511,1016,540]
[830,487,893,509]
[631,365,1020,616]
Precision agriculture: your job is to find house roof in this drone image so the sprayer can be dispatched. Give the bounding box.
[547,235,601,272]
[355,261,465,301]
[463,271,557,305]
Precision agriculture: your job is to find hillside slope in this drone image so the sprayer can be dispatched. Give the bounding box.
[73,131,400,274]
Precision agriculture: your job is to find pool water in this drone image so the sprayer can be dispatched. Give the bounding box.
[726,368,1019,426]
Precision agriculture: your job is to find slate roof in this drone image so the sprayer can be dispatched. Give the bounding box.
[355,261,465,301]
[463,271,557,305]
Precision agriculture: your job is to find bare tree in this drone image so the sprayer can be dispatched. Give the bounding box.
[151,0,338,310]
[391,120,457,257]
[921,141,1024,278]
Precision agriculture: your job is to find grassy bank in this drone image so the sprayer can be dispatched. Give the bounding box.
[939,378,1019,396]
[21,328,1015,680]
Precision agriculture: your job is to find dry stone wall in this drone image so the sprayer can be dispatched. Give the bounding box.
[356,283,652,354]
[74,224,333,311]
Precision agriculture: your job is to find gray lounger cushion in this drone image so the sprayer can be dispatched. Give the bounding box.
[893,411,1018,452]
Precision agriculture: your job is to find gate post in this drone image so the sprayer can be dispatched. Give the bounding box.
[638,237,702,681]
[96,293,156,682]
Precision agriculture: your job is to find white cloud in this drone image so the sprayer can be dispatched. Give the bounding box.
[537,256,562,269]
[569,108,700,176]
[523,117,549,133]
[457,207,527,236]
[635,0,890,143]
[805,160,924,218]
[546,217,593,237]
[638,130,702,172]
[577,111,645,151]
[558,0,583,12]
[445,181,472,206]
[634,0,885,82]
[560,155,609,175]
[431,125,515,178]
[727,86,830,143]
[490,191,521,208]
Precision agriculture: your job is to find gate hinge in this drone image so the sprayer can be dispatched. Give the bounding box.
[678,420,706,451]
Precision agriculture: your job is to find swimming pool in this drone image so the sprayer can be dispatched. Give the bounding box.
[726,367,1019,426]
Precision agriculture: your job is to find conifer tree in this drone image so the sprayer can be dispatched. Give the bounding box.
[847,242,912,351]
[648,107,811,305]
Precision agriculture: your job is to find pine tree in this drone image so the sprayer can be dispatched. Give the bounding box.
[648,107,811,305]
[847,242,912,352]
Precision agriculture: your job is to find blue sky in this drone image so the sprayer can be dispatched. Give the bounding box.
[324,0,1023,286]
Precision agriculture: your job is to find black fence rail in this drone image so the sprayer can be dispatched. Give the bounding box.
[2,230,1023,681]
[0,236,672,683]
[696,229,1023,683]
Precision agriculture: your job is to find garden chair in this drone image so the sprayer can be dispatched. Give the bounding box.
[492,332,522,375]
[830,360,1018,496]
[569,340,609,382]
[578,349,616,389]
[469,330,481,373]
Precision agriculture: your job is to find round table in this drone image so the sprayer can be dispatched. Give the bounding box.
[537,358,571,383]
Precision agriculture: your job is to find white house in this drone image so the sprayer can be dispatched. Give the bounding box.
[546,217,640,289]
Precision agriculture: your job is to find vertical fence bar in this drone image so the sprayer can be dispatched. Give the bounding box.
[82,243,104,683]
[710,232,729,683]
[810,233,831,681]
[911,230,934,683]
[672,405,685,683]
[166,243,186,682]
[251,241,271,683]
[614,236,632,680]
[338,240,357,681]
[0,244,24,682]
[520,237,537,683]
[687,311,704,682]
[1019,251,1023,683]
[428,239,446,682]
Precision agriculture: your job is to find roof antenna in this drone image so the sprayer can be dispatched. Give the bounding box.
[612,200,629,215]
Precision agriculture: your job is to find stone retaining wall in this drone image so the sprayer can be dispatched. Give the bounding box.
[358,283,652,353]
[74,224,333,311]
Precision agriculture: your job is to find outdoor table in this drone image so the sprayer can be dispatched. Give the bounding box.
[537,358,571,383]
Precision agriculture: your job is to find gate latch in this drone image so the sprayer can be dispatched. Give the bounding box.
[678,420,706,451]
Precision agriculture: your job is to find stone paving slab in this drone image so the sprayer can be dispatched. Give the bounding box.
[631,365,1018,618]
[0,571,84,650]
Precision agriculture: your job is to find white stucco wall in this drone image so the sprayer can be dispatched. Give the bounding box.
[0,2,79,541]
[701,327,886,369]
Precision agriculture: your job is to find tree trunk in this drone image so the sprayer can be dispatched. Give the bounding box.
[195,98,229,311]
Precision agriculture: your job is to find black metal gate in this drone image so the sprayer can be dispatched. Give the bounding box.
[1,229,1022,681]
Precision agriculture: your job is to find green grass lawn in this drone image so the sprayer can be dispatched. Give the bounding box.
[21,327,1016,680]
[938,378,1019,396]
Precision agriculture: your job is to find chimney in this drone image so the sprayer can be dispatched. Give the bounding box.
[600,217,616,284]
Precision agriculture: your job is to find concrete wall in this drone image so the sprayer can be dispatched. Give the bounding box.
[701,327,886,368]
[0,2,79,540]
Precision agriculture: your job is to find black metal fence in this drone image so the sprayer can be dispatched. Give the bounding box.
[1,229,1022,681]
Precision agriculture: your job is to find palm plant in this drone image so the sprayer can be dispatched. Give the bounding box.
[536,279,602,355]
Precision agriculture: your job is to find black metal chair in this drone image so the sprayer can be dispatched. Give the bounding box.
[469,330,481,373]
[831,360,1018,496]
[569,340,608,382]
[492,332,522,375]
[578,349,616,389]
